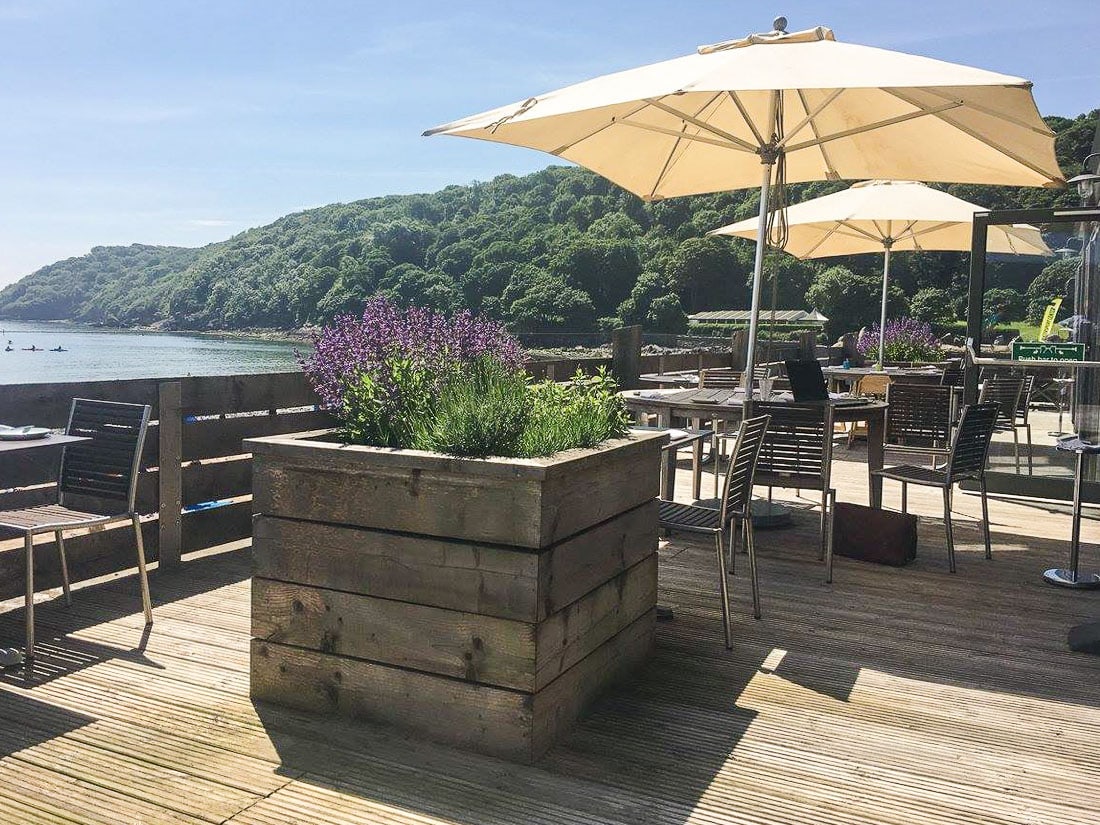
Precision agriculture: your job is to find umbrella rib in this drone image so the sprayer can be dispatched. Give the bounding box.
[618,118,756,152]
[641,94,728,199]
[727,91,765,146]
[800,223,850,258]
[795,89,839,180]
[775,89,845,148]
[838,220,885,242]
[920,87,1057,137]
[882,88,1059,182]
[784,100,963,153]
[548,99,654,155]
[642,97,760,152]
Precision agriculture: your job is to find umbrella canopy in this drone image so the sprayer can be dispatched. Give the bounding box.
[710,180,1052,365]
[709,179,1051,257]
[426,19,1064,405]
[426,26,1063,198]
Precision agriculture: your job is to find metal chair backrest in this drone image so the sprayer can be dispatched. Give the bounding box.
[719,414,770,523]
[885,383,952,448]
[699,368,743,389]
[947,402,999,482]
[751,402,833,492]
[60,399,152,512]
[978,376,1024,430]
[1016,374,1036,423]
[941,363,964,388]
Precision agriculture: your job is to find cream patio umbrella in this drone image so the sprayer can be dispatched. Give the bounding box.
[710,179,1052,366]
[425,17,1063,408]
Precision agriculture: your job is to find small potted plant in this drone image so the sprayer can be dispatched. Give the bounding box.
[247,297,663,762]
[857,318,942,367]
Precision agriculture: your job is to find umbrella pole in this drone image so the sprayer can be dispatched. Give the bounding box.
[743,162,773,415]
[877,244,892,369]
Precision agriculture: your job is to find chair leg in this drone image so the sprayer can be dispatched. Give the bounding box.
[943,487,957,573]
[24,533,35,660]
[133,515,153,625]
[714,532,733,649]
[1012,428,1020,474]
[1025,424,1033,476]
[746,518,761,621]
[818,489,827,561]
[727,520,737,575]
[55,531,71,606]
[825,489,836,584]
[980,477,992,560]
[901,481,908,514]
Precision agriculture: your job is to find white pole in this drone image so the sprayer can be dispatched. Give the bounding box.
[877,245,892,369]
[743,162,773,414]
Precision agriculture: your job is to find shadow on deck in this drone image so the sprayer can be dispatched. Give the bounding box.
[0,486,1095,824]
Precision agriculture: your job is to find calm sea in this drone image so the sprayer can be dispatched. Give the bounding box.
[0,321,307,385]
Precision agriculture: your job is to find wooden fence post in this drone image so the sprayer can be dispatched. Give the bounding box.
[731,329,749,370]
[610,325,643,390]
[158,381,183,569]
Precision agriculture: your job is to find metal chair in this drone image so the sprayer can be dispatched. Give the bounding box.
[847,373,892,447]
[872,402,999,573]
[883,383,954,465]
[0,399,153,660]
[751,401,837,582]
[658,415,770,647]
[978,376,1025,473]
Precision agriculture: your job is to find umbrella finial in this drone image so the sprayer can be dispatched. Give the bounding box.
[772,16,788,33]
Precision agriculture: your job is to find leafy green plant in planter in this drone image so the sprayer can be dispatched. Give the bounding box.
[301,296,630,458]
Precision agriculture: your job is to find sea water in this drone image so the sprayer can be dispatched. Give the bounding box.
[0,320,306,385]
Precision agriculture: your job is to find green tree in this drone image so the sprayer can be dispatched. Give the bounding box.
[1025,257,1079,323]
[806,265,908,340]
[909,287,956,324]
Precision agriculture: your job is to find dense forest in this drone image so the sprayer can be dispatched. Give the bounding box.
[0,110,1095,339]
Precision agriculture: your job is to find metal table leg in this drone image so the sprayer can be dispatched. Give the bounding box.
[1044,450,1100,589]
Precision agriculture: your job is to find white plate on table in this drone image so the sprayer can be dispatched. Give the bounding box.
[0,425,52,441]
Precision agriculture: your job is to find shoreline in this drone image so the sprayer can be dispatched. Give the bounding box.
[0,318,312,345]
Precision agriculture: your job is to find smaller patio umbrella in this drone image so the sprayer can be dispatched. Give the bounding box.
[709,180,1051,366]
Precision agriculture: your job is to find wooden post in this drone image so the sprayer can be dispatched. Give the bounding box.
[611,325,643,390]
[731,329,749,371]
[158,381,183,569]
[799,330,817,361]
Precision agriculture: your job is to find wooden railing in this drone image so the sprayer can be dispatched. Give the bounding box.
[0,347,739,598]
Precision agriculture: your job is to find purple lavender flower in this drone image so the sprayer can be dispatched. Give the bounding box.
[299,295,524,410]
[857,318,941,363]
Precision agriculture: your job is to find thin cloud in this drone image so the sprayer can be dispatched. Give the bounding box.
[185,219,235,228]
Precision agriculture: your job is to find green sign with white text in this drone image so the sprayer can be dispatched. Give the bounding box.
[1011,341,1085,362]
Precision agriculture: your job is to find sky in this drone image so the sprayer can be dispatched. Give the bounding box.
[0,0,1097,286]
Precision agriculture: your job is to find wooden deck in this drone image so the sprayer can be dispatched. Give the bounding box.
[0,445,1097,825]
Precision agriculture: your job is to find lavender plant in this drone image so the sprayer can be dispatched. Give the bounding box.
[856,318,941,364]
[300,297,628,457]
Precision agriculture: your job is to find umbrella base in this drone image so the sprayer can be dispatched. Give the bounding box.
[1043,568,1100,589]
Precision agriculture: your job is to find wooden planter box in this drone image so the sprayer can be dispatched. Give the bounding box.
[247,429,664,762]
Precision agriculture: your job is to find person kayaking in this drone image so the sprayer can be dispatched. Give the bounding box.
[22,345,41,352]
[50,346,67,352]
[3,340,11,352]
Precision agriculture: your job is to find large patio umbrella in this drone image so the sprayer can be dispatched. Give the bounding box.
[425,18,1063,409]
[709,179,1052,366]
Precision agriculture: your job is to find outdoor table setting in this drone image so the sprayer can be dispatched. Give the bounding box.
[822,364,945,390]
[621,387,889,507]
[630,424,712,501]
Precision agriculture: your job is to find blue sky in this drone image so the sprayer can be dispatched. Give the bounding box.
[0,0,1096,286]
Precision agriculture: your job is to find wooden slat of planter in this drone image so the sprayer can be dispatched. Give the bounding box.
[534,554,656,691]
[183,409,335,461]
[531,608,654,759]
[538,441,661,547]
[250,608,654,763]
[538,500,657,619]
[251,578,535,690]
[252,515,539,621]
[249,432,665,548]
[250,554,655,693]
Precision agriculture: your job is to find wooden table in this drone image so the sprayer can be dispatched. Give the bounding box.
[823,366,943,391]
[637,372,699,388]
[631,426,711,501]
[623,389,889,507]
